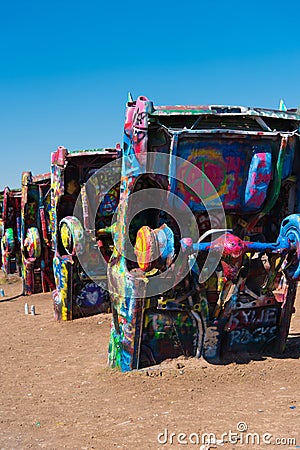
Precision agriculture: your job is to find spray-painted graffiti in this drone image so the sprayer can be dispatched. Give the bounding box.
[98,186,119,217]
[108,95,300,371]
[1,187,22,274]
[20,171,55,295]
[75,281,109,311]
[141,310,198,366]
[51,146,120,320]
[225,307,279,350]
[175,141,273,212]
[229,326,278,347]
[226,307,278,331]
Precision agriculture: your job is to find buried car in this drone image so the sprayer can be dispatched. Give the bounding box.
[1,186,22,275]
[51,145,120,320]
[21,171,55,295]
[107,95,300,371]
[0,190,3,269]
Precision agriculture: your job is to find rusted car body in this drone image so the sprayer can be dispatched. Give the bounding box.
[108,95,300,371]
[1,187,22,275]
[21,171,55,295]
[51,146,120,320]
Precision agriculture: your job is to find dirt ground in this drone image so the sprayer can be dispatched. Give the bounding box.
[0,277,299,450]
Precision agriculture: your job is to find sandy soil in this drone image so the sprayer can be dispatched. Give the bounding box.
[0,276,299,450]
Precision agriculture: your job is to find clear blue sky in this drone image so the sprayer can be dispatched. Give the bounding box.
[1,0,300,189]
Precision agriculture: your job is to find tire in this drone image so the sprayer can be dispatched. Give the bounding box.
[2,228,15,253]
[134,224,174,272]
[24,227,41,259]
[59,216,85,256]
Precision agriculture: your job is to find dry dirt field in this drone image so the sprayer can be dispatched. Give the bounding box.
[0,277,299,450]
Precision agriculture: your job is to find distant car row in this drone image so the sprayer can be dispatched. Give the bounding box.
[0,146,121,320]
[1,95,300,370]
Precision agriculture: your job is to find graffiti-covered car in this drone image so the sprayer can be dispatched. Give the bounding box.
[0,190,3,269]
[1,187,22,275]
[51,146,120,320]
[108,95,300,371]
[21,171,55,295]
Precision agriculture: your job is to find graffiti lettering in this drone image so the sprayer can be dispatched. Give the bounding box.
[227,307,278,331]
[229,326,277,346]
[133,111,148,127]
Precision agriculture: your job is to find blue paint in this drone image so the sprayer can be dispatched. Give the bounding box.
[244,151,272,210]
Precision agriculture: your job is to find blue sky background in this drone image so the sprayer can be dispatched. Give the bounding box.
[1,0,300,189]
